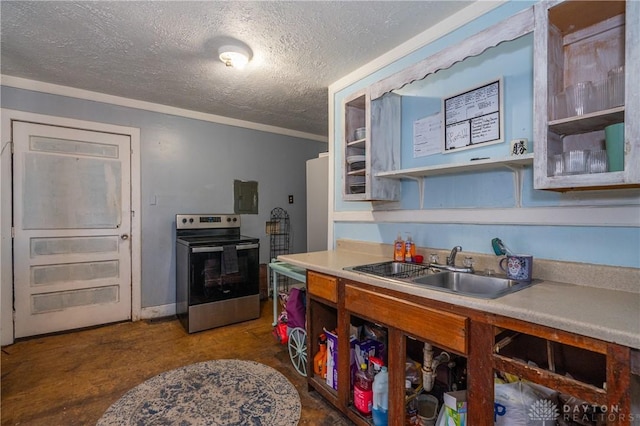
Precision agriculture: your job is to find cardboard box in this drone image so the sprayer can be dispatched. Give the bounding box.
[325,329,358,390]
[354,339,385,367]
[325,329,338,389]
[444,390,467,426]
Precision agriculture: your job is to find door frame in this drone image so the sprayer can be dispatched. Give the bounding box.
[1,109,142,345]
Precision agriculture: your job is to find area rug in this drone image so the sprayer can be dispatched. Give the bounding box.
[96,359,301,426]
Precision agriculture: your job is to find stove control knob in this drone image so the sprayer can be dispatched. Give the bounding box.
[189,218,194,223]
[232,217,237,222]
[182,218,187,224]
[227,217,232,222]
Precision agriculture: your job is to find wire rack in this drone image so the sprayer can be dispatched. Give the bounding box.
[267,207,291,293]
[350,261,429,279]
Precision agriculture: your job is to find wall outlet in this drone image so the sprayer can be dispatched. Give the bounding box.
[288,195,294,204]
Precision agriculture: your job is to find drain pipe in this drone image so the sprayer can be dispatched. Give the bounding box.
[422,343,451,391]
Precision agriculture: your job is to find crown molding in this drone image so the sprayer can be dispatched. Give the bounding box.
[0,74,328,143]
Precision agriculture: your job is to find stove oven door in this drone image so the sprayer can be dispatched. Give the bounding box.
[189,242,259,305]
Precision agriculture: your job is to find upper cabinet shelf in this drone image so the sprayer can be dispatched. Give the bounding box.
[377,154,533,179]
[549,107,624,136]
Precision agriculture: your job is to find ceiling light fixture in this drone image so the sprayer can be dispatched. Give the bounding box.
[218,45,250,69]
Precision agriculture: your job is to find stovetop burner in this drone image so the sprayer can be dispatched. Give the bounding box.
[175,214,259,247]
[176,234,259,247]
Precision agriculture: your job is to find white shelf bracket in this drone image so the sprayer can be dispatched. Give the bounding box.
[504,165,526,208]
[400,176,424,209]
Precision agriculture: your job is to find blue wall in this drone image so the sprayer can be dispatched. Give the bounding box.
[331,2,640,269]
[2,86,325,307]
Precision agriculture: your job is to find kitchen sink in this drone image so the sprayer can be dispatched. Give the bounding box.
[409,271,535,299]
[345,261,536,299]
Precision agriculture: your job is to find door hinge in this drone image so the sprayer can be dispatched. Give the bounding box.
[131,210,135,218]
[11,227,15,238]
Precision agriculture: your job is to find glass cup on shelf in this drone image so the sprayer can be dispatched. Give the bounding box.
[553,153,564,176]
[607,65,625,108]
[429,253,439,264]
[589,79,607,114]
[565,81,592,116]
[587,150,608,174]
[563,150,589,175]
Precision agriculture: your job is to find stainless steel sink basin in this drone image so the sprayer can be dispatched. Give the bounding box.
[409,271,534,299]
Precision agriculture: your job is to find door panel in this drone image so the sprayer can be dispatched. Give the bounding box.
[13,121,132,338]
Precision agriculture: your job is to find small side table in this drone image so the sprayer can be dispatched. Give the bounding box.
[268,260,306,326]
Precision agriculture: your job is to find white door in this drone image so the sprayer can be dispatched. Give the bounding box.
[12,121,132,338]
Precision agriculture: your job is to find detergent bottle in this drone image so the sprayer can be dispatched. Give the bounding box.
[372,366,389,426]
[394,233,405,262]
[404,234,416,263]
[313,334,328,378]
[353,362,373,416]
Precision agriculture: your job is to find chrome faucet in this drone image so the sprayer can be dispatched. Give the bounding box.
[447,246,462,267]
[429,245,474,273]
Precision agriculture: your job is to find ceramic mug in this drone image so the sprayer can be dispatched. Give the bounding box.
[499,255,533,282]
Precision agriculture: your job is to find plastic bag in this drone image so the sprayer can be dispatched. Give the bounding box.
[285,287,306,329]
[405,358,422,386]
[494,381,558,425]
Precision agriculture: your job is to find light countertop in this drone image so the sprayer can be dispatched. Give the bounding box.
[278,248,640,350]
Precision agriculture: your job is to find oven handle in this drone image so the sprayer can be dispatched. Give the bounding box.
[191,243,259,253]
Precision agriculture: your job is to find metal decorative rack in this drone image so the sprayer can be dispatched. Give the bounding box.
[266,207,291,293]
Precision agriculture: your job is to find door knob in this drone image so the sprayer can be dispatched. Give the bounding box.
[121,234,129,240]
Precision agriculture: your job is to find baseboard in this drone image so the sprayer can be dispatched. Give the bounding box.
[140,303,176,320]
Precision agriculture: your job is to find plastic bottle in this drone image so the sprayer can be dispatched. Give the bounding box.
[404,234,416,263]
[405,380,419,425]
[372,366,389,426]
[353,362,373,416]
[394,233,405,262]
[313,334,327,378]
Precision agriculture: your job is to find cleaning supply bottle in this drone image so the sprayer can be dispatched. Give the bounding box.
[405,380,419,425]
[394,233,405,262]
[353,362,373,416]
[313,333,327,378]
[404,234,416,263]
[372,366,389,426]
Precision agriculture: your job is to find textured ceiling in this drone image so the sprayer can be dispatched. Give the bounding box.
[1,1,474,138]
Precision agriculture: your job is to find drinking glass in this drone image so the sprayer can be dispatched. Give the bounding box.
[607,65,625,108]
[553,153,564,176]
[589,79,607,113]
[563,150,589,175]
[566,82,592,116]
[588,150,608,174]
